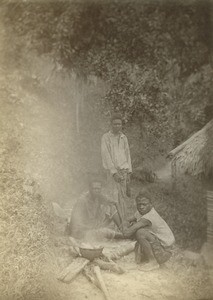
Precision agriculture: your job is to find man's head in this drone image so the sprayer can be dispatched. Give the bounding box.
[135,190,153,215]
[88,178,102,198]
[111,114,123,135]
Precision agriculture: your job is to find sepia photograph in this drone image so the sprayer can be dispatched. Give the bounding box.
[0,0,212,299]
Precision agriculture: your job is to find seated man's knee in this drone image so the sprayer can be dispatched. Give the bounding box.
[135,228,149,239]
[135,228,155,242]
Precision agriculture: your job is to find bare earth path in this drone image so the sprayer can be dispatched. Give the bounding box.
[52,215,213,300]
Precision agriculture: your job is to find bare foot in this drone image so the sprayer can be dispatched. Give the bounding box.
[139,261,159,272]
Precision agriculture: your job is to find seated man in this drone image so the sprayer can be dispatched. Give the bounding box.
[123,190,175,271]
[67,177,122,242]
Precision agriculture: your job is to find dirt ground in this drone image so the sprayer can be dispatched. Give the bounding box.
[51,218,213,300]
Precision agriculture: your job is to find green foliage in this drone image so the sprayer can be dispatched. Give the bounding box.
[3,0,211,151]
[1,0,212,170]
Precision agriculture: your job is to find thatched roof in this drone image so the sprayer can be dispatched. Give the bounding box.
[168,119,213,178]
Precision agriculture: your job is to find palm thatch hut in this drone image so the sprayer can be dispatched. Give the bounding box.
[168,119,213,180]
[168,119,213,262]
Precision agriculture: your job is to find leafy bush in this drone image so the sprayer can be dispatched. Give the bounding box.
[2,1,212,152]
[0,169,59,299]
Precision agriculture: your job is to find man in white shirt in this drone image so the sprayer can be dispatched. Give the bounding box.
[101,114,132,230]
[123,190,175,271]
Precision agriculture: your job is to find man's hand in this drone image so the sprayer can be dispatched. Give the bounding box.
[113,173,122,183]
[127,215,137,223]
[108,198,117,205]
[126,172,131,184]
[123,227,135,238]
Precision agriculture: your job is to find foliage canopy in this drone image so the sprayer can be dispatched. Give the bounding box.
[2,0,213,154]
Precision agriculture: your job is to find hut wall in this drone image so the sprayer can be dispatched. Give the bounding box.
[207,190,213,245]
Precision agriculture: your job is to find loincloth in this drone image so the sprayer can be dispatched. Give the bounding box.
[135,236,172,265]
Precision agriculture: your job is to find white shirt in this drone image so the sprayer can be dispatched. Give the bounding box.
[135,208,175,247]
[101,131,132,175]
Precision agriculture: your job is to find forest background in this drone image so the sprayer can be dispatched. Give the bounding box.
[0,1,212,299]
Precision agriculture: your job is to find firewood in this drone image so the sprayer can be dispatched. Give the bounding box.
[69,246,79,257]
[94,265,111,300]
[83,265,100,289]
[57,257,89,282]
[68,237,81,255]
[94,258,125,274]
[105,242,135,260]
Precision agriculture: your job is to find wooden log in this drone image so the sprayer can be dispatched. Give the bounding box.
[68,237,81,255]
[94,258,125,274]
[83,265,100,289]
[63,257,90,283]
[94,265,111,300]
[69,246,79,257]
[105,242,135,260]
[57,257,89,282]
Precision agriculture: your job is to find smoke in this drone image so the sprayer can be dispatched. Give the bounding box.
[11,54,109,207]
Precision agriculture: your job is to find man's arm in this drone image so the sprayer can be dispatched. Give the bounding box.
[123,218,151,238]
[128,215,137,222]
[126,215,137,226]
[123,215,137,228]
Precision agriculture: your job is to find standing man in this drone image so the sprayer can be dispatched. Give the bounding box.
[101,113,132,230]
